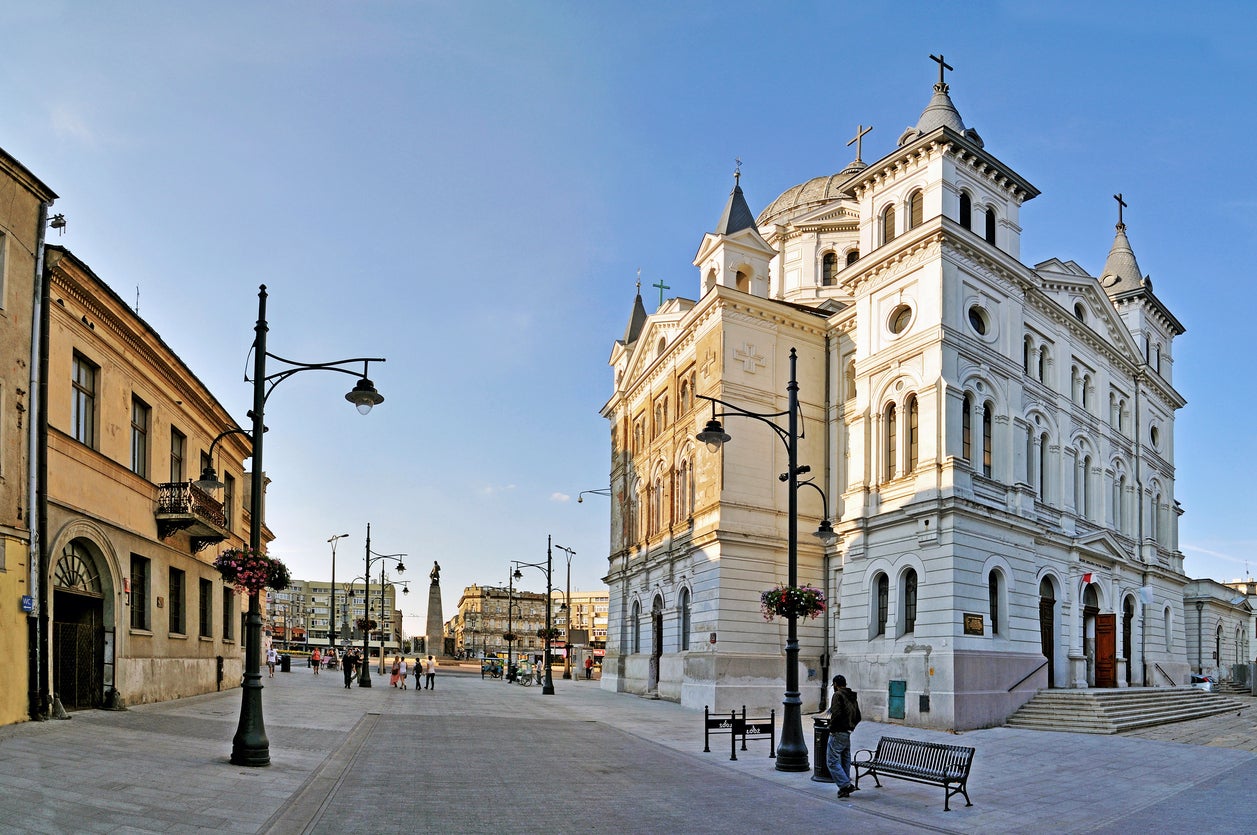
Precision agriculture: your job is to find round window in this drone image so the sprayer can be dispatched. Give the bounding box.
[968,305,988,336]
[1150,425,1160,448]
[889,304,913,335]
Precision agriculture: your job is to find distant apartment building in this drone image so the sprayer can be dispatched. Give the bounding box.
[451,584,549,661]
[273,577,405,658]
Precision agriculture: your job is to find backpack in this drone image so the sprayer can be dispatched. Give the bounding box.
[847,690,861,729]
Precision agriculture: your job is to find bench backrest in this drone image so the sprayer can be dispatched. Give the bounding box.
[874,736,975,778]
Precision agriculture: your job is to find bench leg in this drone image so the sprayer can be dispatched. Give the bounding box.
[944,781,972,812]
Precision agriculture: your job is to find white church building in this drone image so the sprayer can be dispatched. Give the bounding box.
[599,59,1192,731]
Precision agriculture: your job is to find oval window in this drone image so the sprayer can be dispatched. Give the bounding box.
[1150,425,1160,448]
[889,304,913,335]
[968,305,988,336]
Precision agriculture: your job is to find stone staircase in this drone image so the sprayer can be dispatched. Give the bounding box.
[1005,687,1250,734]
[1214,679,1253,697]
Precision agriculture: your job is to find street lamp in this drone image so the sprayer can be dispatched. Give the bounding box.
[696,346,829,773]
[513,536,557,695]
[328,533,350,650]
[553,544,575,679]
[358,521,405,686]
[229,285,385,767]
[577,488,611,503]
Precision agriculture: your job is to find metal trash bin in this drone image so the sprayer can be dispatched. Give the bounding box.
[280,654,291,673]
[811,716,832,782]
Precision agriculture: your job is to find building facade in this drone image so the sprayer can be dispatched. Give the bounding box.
[0,145,57,725]
[39,245,262,713]
[452,584,550,662]
[272,578,405,658]
[553,589,609,671]
[601,65,1191,730]
[1184,579,1253,681]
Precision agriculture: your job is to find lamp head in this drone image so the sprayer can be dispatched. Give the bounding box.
[403,586,410,595]
[396,561,406,574]
[346,377,385,415]
[813,519,838,546]
[513,568,523,581]
[194,466,224,492]
[696,418,731,453]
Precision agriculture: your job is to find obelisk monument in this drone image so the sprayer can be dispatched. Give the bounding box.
[425,561,445,657]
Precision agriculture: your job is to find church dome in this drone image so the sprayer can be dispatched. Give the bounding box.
[756,164,864,228]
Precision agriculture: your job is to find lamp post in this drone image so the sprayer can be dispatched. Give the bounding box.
[507,569,516,678]
[328,533,350,650]
[696,346,829,773]
[553,544,575,678]
[376,568,409,674]
[358,522,405,687]
[512,536,556,695]
[208,285,384,767]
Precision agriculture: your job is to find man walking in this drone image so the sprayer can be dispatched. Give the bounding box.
[342,651,357,688]
[424,655,436,689]
[828,674,861,798]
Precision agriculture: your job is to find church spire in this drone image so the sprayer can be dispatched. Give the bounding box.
[900,53,981,147]
[714,159,756,235]
[1099,193,1146,295]
[621,270,648,344]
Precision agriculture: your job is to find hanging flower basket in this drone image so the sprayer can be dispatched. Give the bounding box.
[536,627,561,640]
[213,547,291,594]
[760,584,826,621]
[355,617,378,633]
[502,631,519,643]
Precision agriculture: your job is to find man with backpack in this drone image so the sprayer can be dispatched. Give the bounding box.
[827,673,862,798]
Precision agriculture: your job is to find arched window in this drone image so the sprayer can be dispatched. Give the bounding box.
[962,395,973,462]
[736,270,750,293]
[846,249,860,266]
[884,402,898,481]
[989,569,1004,636]
[631,600,641,654]
[1082,375,1093,411]
[1023,336,1033,375]
[1081,455,1093,520]
[1074,302,1087,323]
[1151,488,1163,544]
[1114,474,1127,534]
[679,379,690,415]
[651,475,667,535]
[1038,346,1048,383]
[881,205,896,245]
[959,191,972,230]
[875,574,889,636]
[981,402,993,478]
[1038,432,1050,499]
[908,190,924,229]
[1163,606,1172,652]
[705,268,718,294]
[985,206,997,244]
[679,588,691,651]
[822,252,838,286]
[902,569,918,634]
[906,395,919,473]
[675,459,693,520]
[844,360,856,402]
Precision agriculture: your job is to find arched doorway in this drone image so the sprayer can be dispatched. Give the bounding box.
[647,594,664,692]
[1215,625,1223,675]
[1083,583,1117,688]
[53,541,108,710]
[1039,578,1056,687]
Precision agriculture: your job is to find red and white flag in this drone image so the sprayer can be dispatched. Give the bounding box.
[1082,573,1093,584]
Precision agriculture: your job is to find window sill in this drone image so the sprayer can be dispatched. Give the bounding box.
[129,628,153,637]
[169,632,188,640]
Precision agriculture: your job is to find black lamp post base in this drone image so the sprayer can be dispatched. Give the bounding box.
[230,681,270,767]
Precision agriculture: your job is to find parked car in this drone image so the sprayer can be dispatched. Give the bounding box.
[1190,674,1214,692]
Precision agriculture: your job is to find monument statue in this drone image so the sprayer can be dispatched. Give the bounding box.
[430,561,441,583]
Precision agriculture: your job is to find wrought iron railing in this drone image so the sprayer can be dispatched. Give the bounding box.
[156,481,227,528]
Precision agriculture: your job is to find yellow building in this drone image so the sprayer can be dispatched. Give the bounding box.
[35,244,262,714]
[0,146,57,725]
[451,584,549,661]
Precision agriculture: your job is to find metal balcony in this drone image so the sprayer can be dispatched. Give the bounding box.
[155,481,230,552]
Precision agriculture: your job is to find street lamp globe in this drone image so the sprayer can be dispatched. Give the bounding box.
[345,377,385,414]
[696,418,731,452]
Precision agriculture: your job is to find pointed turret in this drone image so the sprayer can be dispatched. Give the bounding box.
[714,170,756,235]
[621,286,647,345]
[898,54,984,148]
[1099,223,1145,295]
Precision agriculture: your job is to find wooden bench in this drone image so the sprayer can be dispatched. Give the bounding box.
[852,736,975,811]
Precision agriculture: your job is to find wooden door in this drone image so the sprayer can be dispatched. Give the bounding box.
[1095,613,1117,688]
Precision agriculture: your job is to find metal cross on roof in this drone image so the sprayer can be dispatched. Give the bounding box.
[1113,193,1128,226]
[847,124,872,163]
[636,267,641,295]
[734,157,742,186]
[929,53,953,86]
[652,278,671,307]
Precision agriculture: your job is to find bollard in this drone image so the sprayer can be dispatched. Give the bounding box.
[811,715,832,782]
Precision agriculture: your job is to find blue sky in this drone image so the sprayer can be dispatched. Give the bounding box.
[4,2,1255,632]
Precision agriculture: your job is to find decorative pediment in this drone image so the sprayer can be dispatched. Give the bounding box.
[1075,529,1132,565]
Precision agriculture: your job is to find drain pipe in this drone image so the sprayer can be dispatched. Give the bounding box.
[27,203,51,720]
[1134,372,1149,687]
[820,333,832,711]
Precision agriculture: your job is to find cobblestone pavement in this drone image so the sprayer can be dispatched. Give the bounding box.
[0,667,1255,834]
